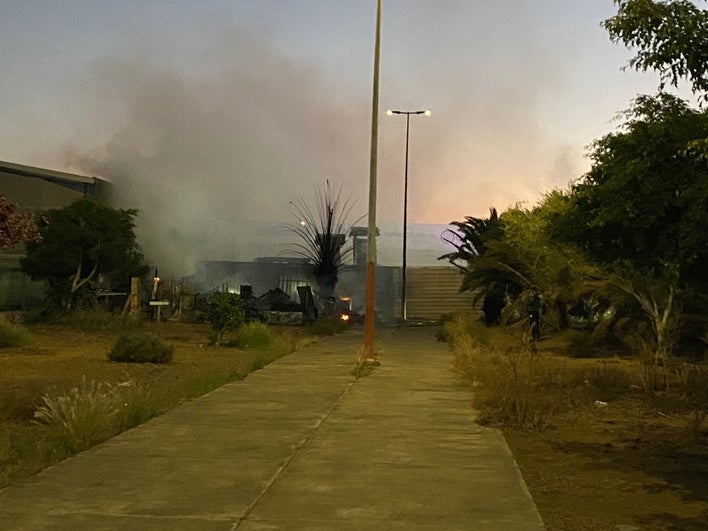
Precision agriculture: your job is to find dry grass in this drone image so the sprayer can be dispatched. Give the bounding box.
[0,319,302,487]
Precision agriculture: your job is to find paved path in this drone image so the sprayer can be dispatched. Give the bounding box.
[0,326,544,530]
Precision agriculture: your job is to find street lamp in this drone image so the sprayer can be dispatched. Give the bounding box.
[387,108,430,321]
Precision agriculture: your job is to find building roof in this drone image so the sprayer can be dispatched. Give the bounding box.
[0,160,105,193]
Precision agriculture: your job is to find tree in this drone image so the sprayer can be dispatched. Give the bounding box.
[439,208,520,324]
[287,182,357,311]
[556,94,708,367]
[568,94,708,289]
[604,0,708,100]
[442,197,605,329]
[21,198,148,309]
[0,195,41,250]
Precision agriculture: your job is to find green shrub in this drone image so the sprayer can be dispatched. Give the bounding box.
[108,330,173,363]
[0,320,32,348]
[231,321,273,349]
[205,292,245,344]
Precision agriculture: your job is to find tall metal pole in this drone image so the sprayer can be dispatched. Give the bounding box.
[387,109,429,322]
[363,0,381,362]
[402,113,410,321]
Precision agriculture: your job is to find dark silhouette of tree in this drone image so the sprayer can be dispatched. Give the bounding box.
[439,208,522,324]
[287,182,357,312]
[21,198,148,310]
[604,0,708,100]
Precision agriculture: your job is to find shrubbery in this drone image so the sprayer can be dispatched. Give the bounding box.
[108,330,173,363]
[205,292,245,344]
[0,320,32,347]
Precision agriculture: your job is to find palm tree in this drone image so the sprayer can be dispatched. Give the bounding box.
[439,208,523,324]
[287,182,357,312]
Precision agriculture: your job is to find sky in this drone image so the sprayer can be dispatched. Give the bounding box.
[0,1,696,274]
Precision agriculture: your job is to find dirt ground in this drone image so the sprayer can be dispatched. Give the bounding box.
[1,321,707,529]
[500,328,708,531]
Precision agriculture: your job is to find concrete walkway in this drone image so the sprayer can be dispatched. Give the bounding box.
[0,326,544,530]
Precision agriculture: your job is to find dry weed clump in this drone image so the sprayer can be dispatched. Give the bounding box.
[33,377,158,453]
[445,314,637,429]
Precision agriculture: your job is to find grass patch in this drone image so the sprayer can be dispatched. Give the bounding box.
[227,321,273,349]
[0,320,32,347]
[0,320,307,489]
[304,316,349,336]
[445,313,639,429]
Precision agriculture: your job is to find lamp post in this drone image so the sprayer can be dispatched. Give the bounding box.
[386,108,430,321]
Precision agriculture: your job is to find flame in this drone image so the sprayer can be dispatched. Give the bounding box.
[339,313,350,322]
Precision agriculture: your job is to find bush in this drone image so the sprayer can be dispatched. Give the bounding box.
[108,330,173,363]
[0,320,32,347]
[205,292,245,344]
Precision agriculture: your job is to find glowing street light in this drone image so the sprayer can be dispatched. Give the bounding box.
[387,108,430,321]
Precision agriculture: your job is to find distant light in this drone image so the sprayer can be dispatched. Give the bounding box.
[424,109,431,116]
[386,109,393,115]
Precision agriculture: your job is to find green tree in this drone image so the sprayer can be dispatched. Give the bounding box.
[21,198,148,309]
[604,0,708,100]
[287,182,357,312]
[557,94,708,367]
[568,94,708,288]
[441,199,602,329]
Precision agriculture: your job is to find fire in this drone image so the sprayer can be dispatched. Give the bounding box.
[339,313,350,322]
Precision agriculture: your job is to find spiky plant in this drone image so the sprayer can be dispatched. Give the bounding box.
[287,182,358,309]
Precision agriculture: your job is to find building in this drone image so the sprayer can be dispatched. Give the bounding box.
[0,160,110,309]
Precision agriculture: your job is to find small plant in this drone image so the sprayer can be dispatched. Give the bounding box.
[0,320,32,347]
[205,292,245,344]
[114,379,162,430]
[33,378,121,452]
[305,316,348,336]
[231,321,273,349]
[109,330,173,363]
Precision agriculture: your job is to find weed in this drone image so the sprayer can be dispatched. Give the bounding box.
[447,314,577,429]
[305,316,348,336]
[229,321,273,349]
[33,378,121,452]
[0,320,32,347]
[47,309,144,334]
[114,379,163,430]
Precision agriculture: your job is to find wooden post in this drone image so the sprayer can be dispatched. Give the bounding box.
[129,277,140,318]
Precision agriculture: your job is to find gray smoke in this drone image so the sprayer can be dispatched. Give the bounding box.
[66,31,373,277]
